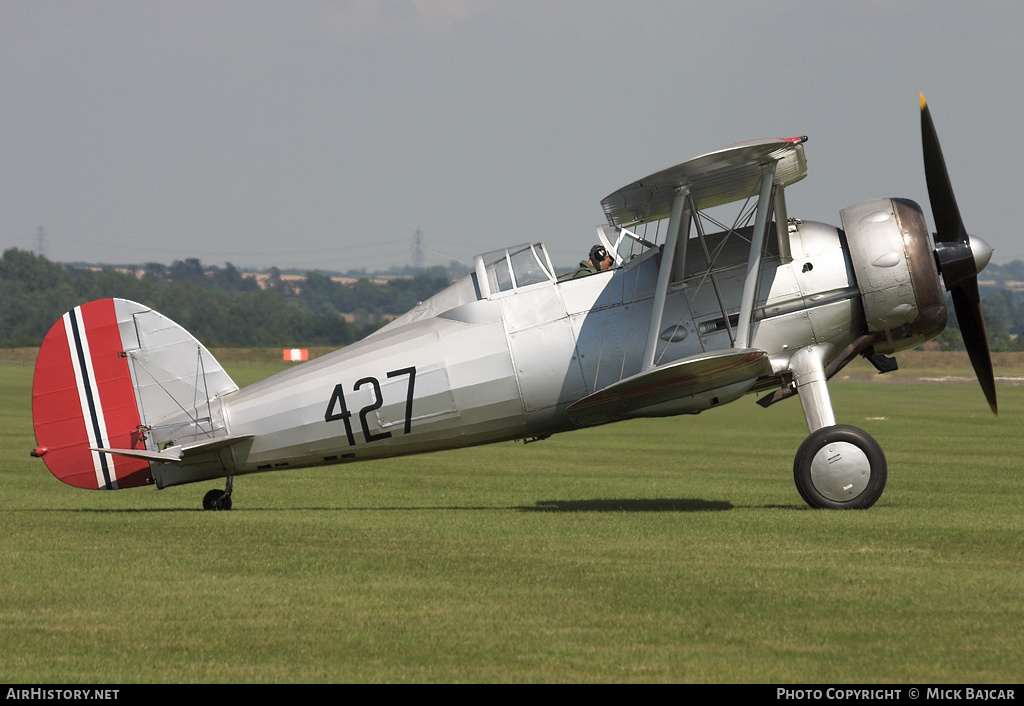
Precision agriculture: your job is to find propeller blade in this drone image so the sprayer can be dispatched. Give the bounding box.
[921,94,968,246]
[950,281,998,414]
[920,93,997,414]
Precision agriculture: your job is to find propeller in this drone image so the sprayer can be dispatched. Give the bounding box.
[920,93,997,413]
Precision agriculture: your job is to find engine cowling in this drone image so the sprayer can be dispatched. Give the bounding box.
[840,197,947,354]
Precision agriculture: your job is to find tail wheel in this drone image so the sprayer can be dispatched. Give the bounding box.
[793,425,886,509]
[202,489,232,511]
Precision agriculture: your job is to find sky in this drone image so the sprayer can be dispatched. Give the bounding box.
[2,0,1022,274]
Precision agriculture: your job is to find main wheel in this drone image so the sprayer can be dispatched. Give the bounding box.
[202,489,232,511]
[793,425,886,509]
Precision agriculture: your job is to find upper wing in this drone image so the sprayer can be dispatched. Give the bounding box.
[601,137,807,228]
[567,349,772,427]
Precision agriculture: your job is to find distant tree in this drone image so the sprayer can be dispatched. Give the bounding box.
[300,271,341,310]
[0,247,450,347]
[143,262,168,281]
[0,249,78,343]
[208,262,260,293]
[168,257,206,284]
[933,326,964,351]
[997,260,1024,282]
[980,290,1023,351]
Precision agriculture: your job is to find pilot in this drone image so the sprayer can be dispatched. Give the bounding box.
[572,244,614,278]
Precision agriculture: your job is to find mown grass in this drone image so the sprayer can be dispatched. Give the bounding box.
[1,354,1022,683]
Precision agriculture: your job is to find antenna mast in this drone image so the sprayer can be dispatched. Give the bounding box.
[35,226,47,258]
[412,228,424,270]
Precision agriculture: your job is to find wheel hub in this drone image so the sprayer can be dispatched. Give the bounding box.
[809,441,871,502]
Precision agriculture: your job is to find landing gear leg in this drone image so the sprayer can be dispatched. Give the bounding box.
[202,476,234,511]
[789,345,887,509]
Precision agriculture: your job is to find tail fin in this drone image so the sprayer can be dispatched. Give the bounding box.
[32,299,238,490]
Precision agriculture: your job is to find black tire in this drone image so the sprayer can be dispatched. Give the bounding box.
[793,425,886,509]
[202,489,232,511]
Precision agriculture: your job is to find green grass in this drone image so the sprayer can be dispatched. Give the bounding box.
[1,355,1022,683]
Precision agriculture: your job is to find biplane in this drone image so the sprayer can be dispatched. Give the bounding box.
[30,96,996,510]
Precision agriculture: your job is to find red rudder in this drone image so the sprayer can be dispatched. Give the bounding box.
[32,299,152,490]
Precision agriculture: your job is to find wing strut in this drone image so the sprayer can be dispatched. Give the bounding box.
[641,186,690,371]
[774,184,792,264]
[734,162,777,348]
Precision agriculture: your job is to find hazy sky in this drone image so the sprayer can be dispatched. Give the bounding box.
[2,1,1021,273]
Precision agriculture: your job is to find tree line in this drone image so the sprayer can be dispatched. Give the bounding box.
[5,246,1024,351]
[0,248,453,347]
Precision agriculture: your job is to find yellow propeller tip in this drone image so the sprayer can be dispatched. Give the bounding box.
[920,93,927,110]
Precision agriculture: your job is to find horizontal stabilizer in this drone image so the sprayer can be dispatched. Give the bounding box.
[92,435,254,465]
[568,349,771,426]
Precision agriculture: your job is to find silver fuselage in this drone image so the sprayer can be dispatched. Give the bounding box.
[152,220,871,488]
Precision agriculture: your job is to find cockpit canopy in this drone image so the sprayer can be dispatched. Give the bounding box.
[474,242,557,298]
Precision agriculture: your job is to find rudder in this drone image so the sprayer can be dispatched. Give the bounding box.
[33,299,151,489]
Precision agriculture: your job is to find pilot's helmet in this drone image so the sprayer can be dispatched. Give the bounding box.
[589,245,609,264]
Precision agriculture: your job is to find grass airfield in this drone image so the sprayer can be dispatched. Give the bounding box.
[1,350,1022,683]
